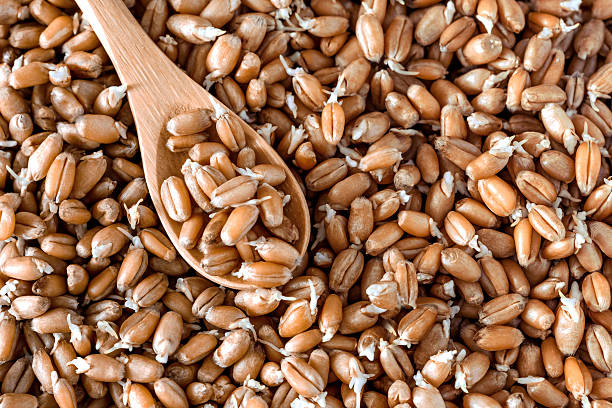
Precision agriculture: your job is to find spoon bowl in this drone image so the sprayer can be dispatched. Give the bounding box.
[76,0,310,289]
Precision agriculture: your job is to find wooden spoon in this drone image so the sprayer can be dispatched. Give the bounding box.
[75,0,310,289]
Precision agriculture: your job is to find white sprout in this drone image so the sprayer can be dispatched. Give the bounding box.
[286,93,298,119]
[294,12,314,30]
[12,55,24,71]
[351,119,369,141]
[582,396,591,408]
[455,178,470,196]
[313,391,327,408]
[256,123,277,145]
[563,129,579,155]
[326,73,344,105]
[234,166,265,180]
[181,158,202,175]
[279,55,305,77]
[317,204,335,224]
[282,194,291,206]
[117,227,144,249]
[67,314,82,344]
[286,125,307,156]
[559,282,582,323]
[414,371,432,389]
[476,14,495,34]
[441,171,454,197]
[0,140,17,148]
[581,122,598,143]
[97,320,119,339]
[359,341,377,361]
[571,211,592,250]
[121,379,132,406]
[538,27,554,39]
[210,98,229,121]
[454,363,468,393]
[456,349,467,362]
[588,90,611,112]
[444,0,455,23]
[558,186,581,202]
[91,242,112,258]
[429,219,444,239]
[244,376,267,392]
[516,376,545,384]
[449,303,461,319]
[0,279,18,304]
[488,136,515,158]
[239,109,253,123]
[496,364,510,372]
[291,396,316,408]
[33,259,52,276]
[50,333,63,355]
[384,59,419,76]
[124,290,139,312]
[431,349,457,364]
[124,198,143,230]
[115,354,129,365]
[257,338,291,357]
[232,263,252,280]
[203,74,219,90]
[310,221,326,250]
[51,370,59,389]
[158,35,178,45]
[308,279,319,315]
[361,303,387,315]
[228,195,271,208]
[560,19,580,33]
[288,51,302,64]
[228,317,257,339]
[467,234,480,252]
[79,149,102,160]
[104,340,134,354]
[202,329,220,337]
[535,137,551,151]
[392,338,412,347]
[105,85,127,108]
[175,278,193,302]
[417,272,434,282]
[483,70,511,90]
[380,319,397,336]
[270,289,297,302]
[115,121,127,139]
[67,357,90,374]
[338,144,362,166]
[5,165,32,196]
[247,236,268,251]
[348,359,373,408]
[474,241,493,259]
[314,251,333,265]
[560,0,581,9]
[510,207,527,227]
[555,281,567,292]
[398,190,411,205]
[195,26,226,42]
[156,352,169,364]
[443,280,456,298]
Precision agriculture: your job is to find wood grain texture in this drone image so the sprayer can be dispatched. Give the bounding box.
[76,0,310,289]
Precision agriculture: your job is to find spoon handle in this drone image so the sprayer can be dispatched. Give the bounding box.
[74,0,187,105]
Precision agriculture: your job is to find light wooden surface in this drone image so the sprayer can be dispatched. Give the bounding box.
[75,0,310,289]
